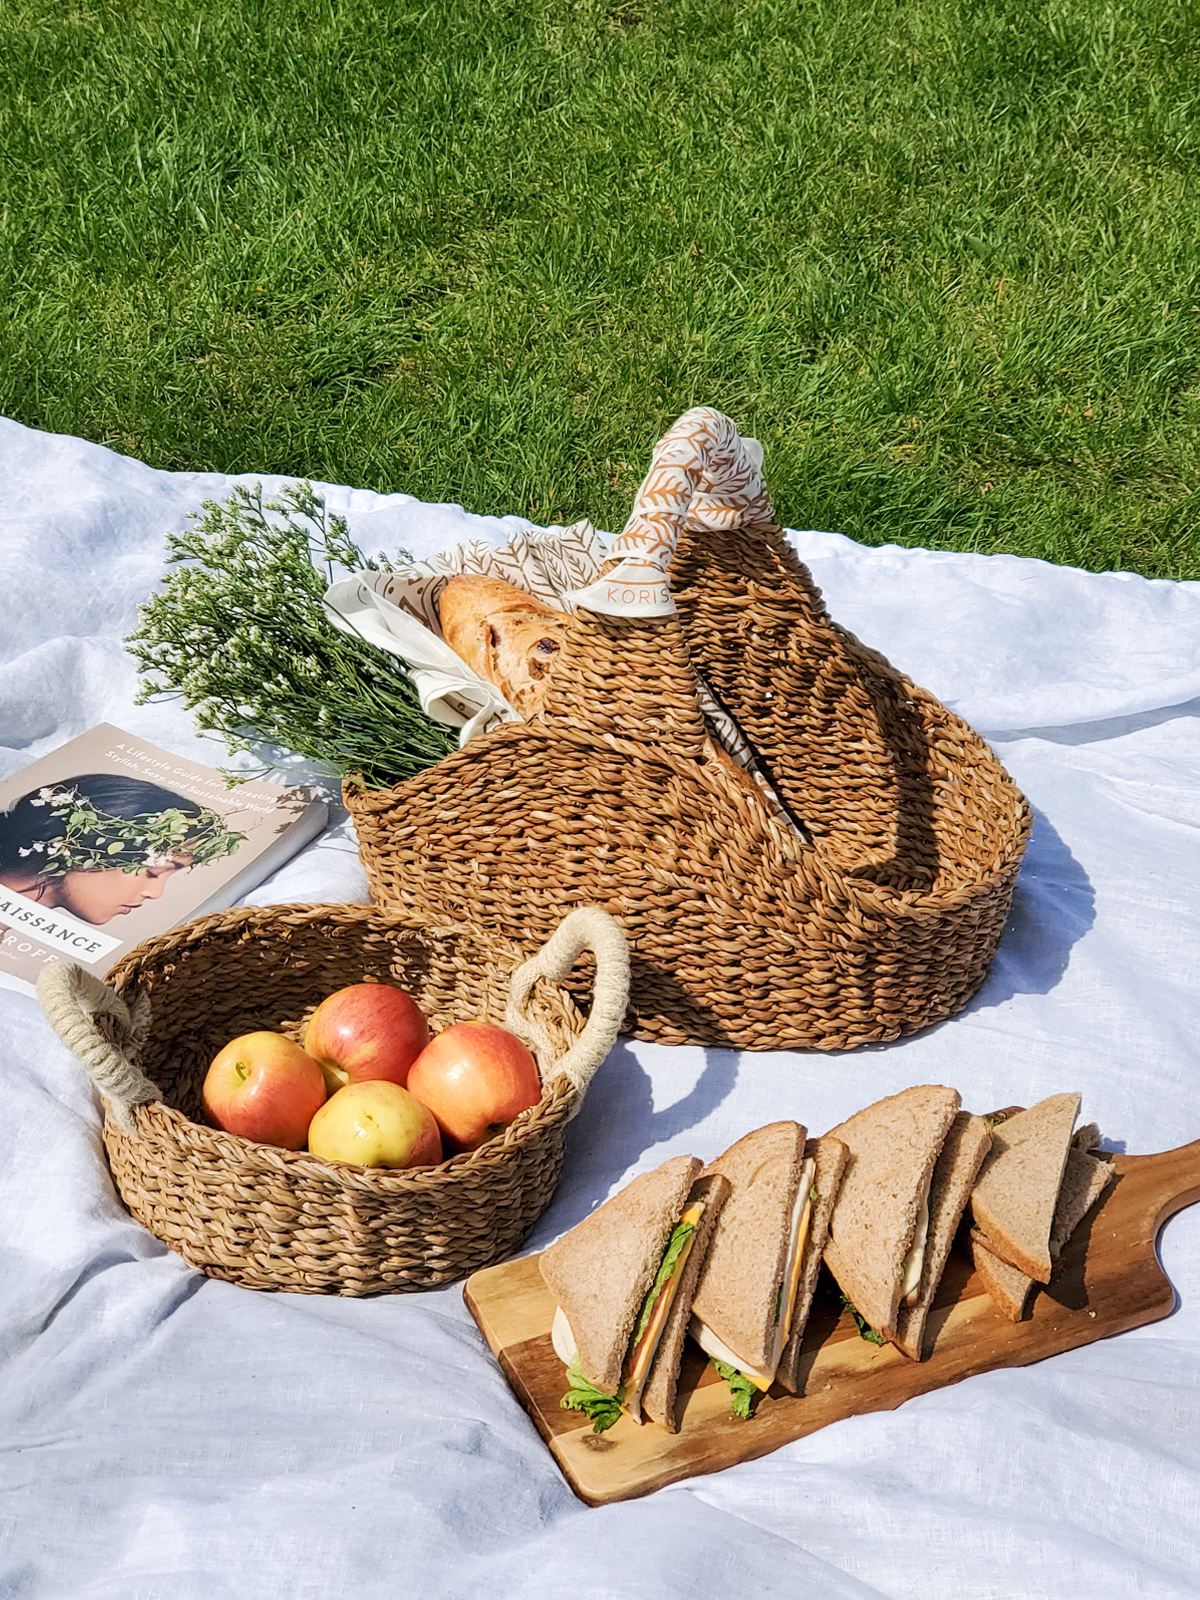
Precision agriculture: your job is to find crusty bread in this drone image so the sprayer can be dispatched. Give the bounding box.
[775,1134,849,1394]
[974,1143,1114,1320]
[970,1093,1081,1282]
[539,1154,701,1394]
[972,1236,1036,1321]
[822,1085,961,1340]
[437,574,568,717]
[690,1122,807,1375]
[892,1111,992,1361]
[641,1173,731,1432]
[1072,1122,1101,1152]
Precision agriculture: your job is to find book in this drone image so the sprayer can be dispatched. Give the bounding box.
[0,724,328,997]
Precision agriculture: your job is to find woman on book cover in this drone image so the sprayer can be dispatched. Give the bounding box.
[0,775,244,926]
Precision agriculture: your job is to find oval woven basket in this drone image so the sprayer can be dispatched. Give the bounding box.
[345,411,1032,1052]
[38,903,629,1295]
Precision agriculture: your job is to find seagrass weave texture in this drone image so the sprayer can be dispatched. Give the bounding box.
[93,904,603,1294]
[345,417,1031,1050]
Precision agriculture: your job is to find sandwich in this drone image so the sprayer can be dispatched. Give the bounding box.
[969,1092,1081,1283]
[688,1122,848,1414]
[540,1155,730,1431]
[972,1105,1114,1320]
[437,574,568,717]
[822,1085,987,1356]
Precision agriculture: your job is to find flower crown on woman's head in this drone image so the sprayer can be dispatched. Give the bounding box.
[17,786,244,876]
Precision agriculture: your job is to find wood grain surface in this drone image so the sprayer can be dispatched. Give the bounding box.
[464,1136,1200,1506]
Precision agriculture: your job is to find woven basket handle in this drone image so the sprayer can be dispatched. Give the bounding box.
[505,907,629,1117]
[36,962,160,1134]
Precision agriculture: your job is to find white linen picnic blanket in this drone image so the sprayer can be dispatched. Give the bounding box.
[3,413,1200,1600]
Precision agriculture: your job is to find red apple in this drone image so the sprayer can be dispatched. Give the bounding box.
[406,1022,542,1153]
[306,1080,442,1169]
[202,1031,327,1150]
[302,982,431,1095]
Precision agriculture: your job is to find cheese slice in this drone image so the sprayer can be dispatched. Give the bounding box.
[550,1196,708,1422]
[691,1158,816,1393]
[900,1174,932,1305]
[624,1197,706,1422]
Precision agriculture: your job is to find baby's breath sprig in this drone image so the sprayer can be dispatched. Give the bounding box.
[126,482,455,788]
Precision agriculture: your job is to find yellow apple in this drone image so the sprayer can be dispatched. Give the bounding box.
[306,1080,442,1169]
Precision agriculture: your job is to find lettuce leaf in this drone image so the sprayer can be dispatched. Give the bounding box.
[839,1290,886,1345]
[561,1360,625,1433]
[629,1221,696,1351]
[712,1359,759,1420]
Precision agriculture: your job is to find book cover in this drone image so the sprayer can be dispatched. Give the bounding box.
[0,725,328,996]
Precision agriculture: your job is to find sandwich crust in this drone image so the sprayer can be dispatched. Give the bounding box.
[691,1122,807,1375]
[970,1093,1081,1283]
[539,1154,702,1394]
[640,1173,731,1433]
[775,1134,850,1394]
[892,1111,992,1361]
[822,1085,961,1340]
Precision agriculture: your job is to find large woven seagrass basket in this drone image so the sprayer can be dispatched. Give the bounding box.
[38,903,628,1294]
[345,411,1032,1052]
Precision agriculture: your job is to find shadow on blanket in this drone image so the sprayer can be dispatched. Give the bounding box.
[959,807,1095,1013]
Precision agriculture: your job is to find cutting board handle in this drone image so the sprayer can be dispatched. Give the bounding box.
[1117,1136,1200,1240]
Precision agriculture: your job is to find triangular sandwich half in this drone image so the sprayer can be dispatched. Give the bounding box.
[540,1154,723,1430]
[688,1122,818,1411]
[969,1092,1081,1283]
[974,1134,1115,1320]
[822,1084,962,1342]
[891,1110,993,1360]
[640,1173,732,1432]
[775,1134,850,1394]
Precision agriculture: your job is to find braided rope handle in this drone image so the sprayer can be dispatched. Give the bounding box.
[505,906,629,1118]
[37,962,160,1134]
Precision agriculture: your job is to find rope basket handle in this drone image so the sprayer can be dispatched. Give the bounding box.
[37,962,160,1134]
[505,906,629,1118]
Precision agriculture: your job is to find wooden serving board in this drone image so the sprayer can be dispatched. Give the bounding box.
[464,1136,1200,1507]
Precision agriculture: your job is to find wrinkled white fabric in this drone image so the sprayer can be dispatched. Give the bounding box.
[2,413,1200,1600]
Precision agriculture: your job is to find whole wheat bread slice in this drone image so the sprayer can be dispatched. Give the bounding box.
[1050,1145,1116,1257]
[970,1093,1081,1282]
[690,1122,807,1375]
[972,1236,1036,1320]
[891,1111,992,1360]
[640,1173,732,1432]
[974,1144,1115,1320]
[822,1085,961,1340]
[539,1154,701,1393]
[775,1134,850,1394]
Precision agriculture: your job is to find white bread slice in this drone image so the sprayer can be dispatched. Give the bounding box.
[975,1144,1115,1320]
[775,1135,850,1394]
[539,1154,701,1393]
[822,1085,962,1340]
[690,1122,807,1377]
[970,1093,1081,1282]
[1073,1122,1102,1152]
[892,1111,993,1361]
[640,1173,731,1432]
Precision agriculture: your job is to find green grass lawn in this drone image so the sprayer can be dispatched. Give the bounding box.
[1,0,1197,577]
